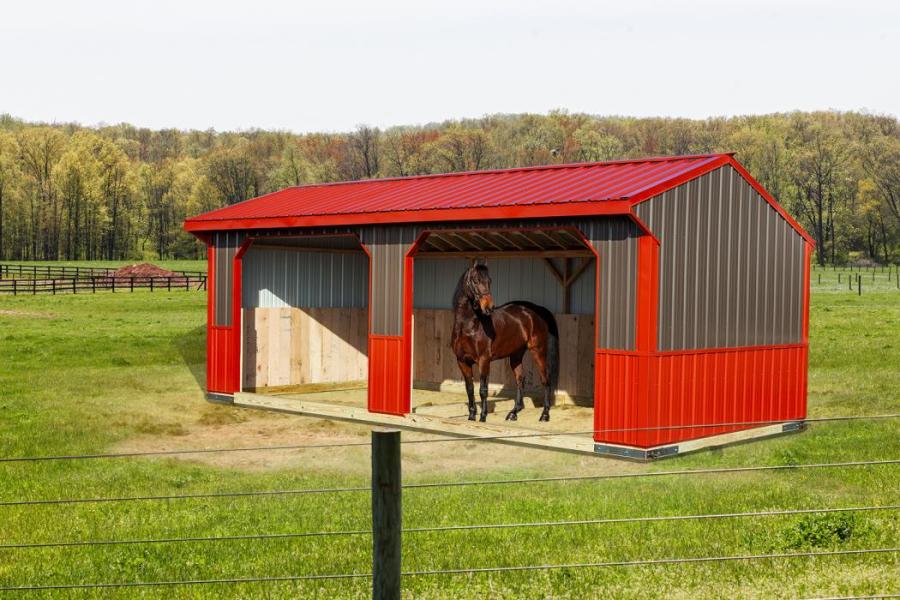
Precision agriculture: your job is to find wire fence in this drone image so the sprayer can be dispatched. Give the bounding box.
[810,263,900,294]
[2,504,897,551]
[1,418,897,596]
[1,458,897,508]
[0,547,895,592]
[1,412,897,464]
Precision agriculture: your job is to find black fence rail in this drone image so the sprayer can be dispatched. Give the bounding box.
[0,276,207,295]
[0,263,206,280]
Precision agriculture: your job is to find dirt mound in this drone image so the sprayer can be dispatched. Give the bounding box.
[113,263,177,278]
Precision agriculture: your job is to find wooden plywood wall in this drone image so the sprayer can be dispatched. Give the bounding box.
[243,307,594,402]
[242,307,368,391]
[412,309,595,404]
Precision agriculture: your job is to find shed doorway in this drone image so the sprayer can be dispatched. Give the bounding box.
[408,227,598,419]
[239,235,369,393]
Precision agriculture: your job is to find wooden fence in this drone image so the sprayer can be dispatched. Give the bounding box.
[0,263,206,280]
[0,276,207,295]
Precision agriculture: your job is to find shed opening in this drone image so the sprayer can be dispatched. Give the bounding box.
[240,235,369,393]
[408,227,597,417]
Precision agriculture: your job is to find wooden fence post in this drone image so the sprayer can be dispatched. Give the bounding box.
[372,429,401,600]
[12,279,16,296]
[130,277,134,293]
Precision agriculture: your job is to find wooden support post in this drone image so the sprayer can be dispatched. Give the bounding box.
[372,429,401,600]
[130,277,134,292]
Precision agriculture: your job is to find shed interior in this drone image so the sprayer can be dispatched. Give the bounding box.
[239,227,598,415]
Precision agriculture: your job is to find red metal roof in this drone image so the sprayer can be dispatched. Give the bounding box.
[183,153,812,243]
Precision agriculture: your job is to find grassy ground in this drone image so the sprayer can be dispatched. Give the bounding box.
[0,284,898,598]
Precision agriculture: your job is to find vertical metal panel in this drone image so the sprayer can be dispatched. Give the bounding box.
[412,257,577,313]
[578,217,640,350]
[594,346,807,448]
[213,231,244,327]
[242,247,368,309]
[634,165,806,350]
[360,225,421,336]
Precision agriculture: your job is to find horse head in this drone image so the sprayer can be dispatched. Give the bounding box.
[463,263,495,315]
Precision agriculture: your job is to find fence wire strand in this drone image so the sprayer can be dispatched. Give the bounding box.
[1,459,896,508]
[1,413,898,464]
[1,504,896,551]
[0,547,894,591]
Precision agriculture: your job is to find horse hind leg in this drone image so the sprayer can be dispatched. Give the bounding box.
[505,350,526,422]
[457,361,477,421]
[529,345,552,422]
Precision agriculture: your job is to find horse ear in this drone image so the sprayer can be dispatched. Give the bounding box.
[474,257,486,266]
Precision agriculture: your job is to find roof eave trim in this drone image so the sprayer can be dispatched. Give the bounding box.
[183,200,634,234]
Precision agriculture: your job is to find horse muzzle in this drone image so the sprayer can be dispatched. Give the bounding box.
[478,295,495,315]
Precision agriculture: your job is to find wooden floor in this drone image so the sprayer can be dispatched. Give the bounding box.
[234,388,599,455]
[231,387,804,460]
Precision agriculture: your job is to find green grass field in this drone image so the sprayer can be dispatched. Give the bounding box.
[0,273,898,598]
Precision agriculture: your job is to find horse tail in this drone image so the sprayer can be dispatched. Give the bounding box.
[545,313,560,392]
[508,301,560,391]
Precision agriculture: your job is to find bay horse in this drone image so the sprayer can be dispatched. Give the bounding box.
[450,263,560,422]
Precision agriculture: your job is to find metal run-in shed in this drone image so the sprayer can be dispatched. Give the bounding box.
[185,153,813,459]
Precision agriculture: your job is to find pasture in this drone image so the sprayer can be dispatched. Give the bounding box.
[0,262,897,598]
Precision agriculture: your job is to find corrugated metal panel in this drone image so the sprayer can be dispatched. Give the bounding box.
[413,257,586,313]
[368,335,408,414]
[212,231,245,327]
[635,165,806,350]
[359,225,422,336]
[594,346,807,448]
[579,217,641,350]
[252,235,363,250]
[188,155,725,223]
[242,247,367,309]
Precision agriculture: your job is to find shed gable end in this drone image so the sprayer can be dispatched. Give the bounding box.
[635,165,806,351]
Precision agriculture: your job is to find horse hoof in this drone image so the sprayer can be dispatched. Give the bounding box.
[468,414,476,421]
[539,413,550,422]
[505,411,517,421]
[479,415,487,423]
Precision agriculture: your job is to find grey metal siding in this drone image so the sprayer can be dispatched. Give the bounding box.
[578,217,641,351]
[359,225,422,336]
[413,257,589,314]
[635,165,806,350]
[212,231,245,327]
[242,247,368,309]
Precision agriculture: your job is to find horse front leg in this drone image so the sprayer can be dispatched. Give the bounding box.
[477,358,491,422]
[457,361,477,421]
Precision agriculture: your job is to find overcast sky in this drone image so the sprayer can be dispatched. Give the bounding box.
[1,0,897,133]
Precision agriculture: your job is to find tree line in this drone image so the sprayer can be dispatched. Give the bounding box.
[0,110,898,265]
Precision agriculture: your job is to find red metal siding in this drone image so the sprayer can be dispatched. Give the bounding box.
[594,345,808,448]
[368,335,409,415]
[207,244,239,395]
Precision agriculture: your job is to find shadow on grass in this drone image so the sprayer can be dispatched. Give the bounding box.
[174,324,206,391]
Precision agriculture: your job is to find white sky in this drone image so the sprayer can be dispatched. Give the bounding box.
[1,0,897,133]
